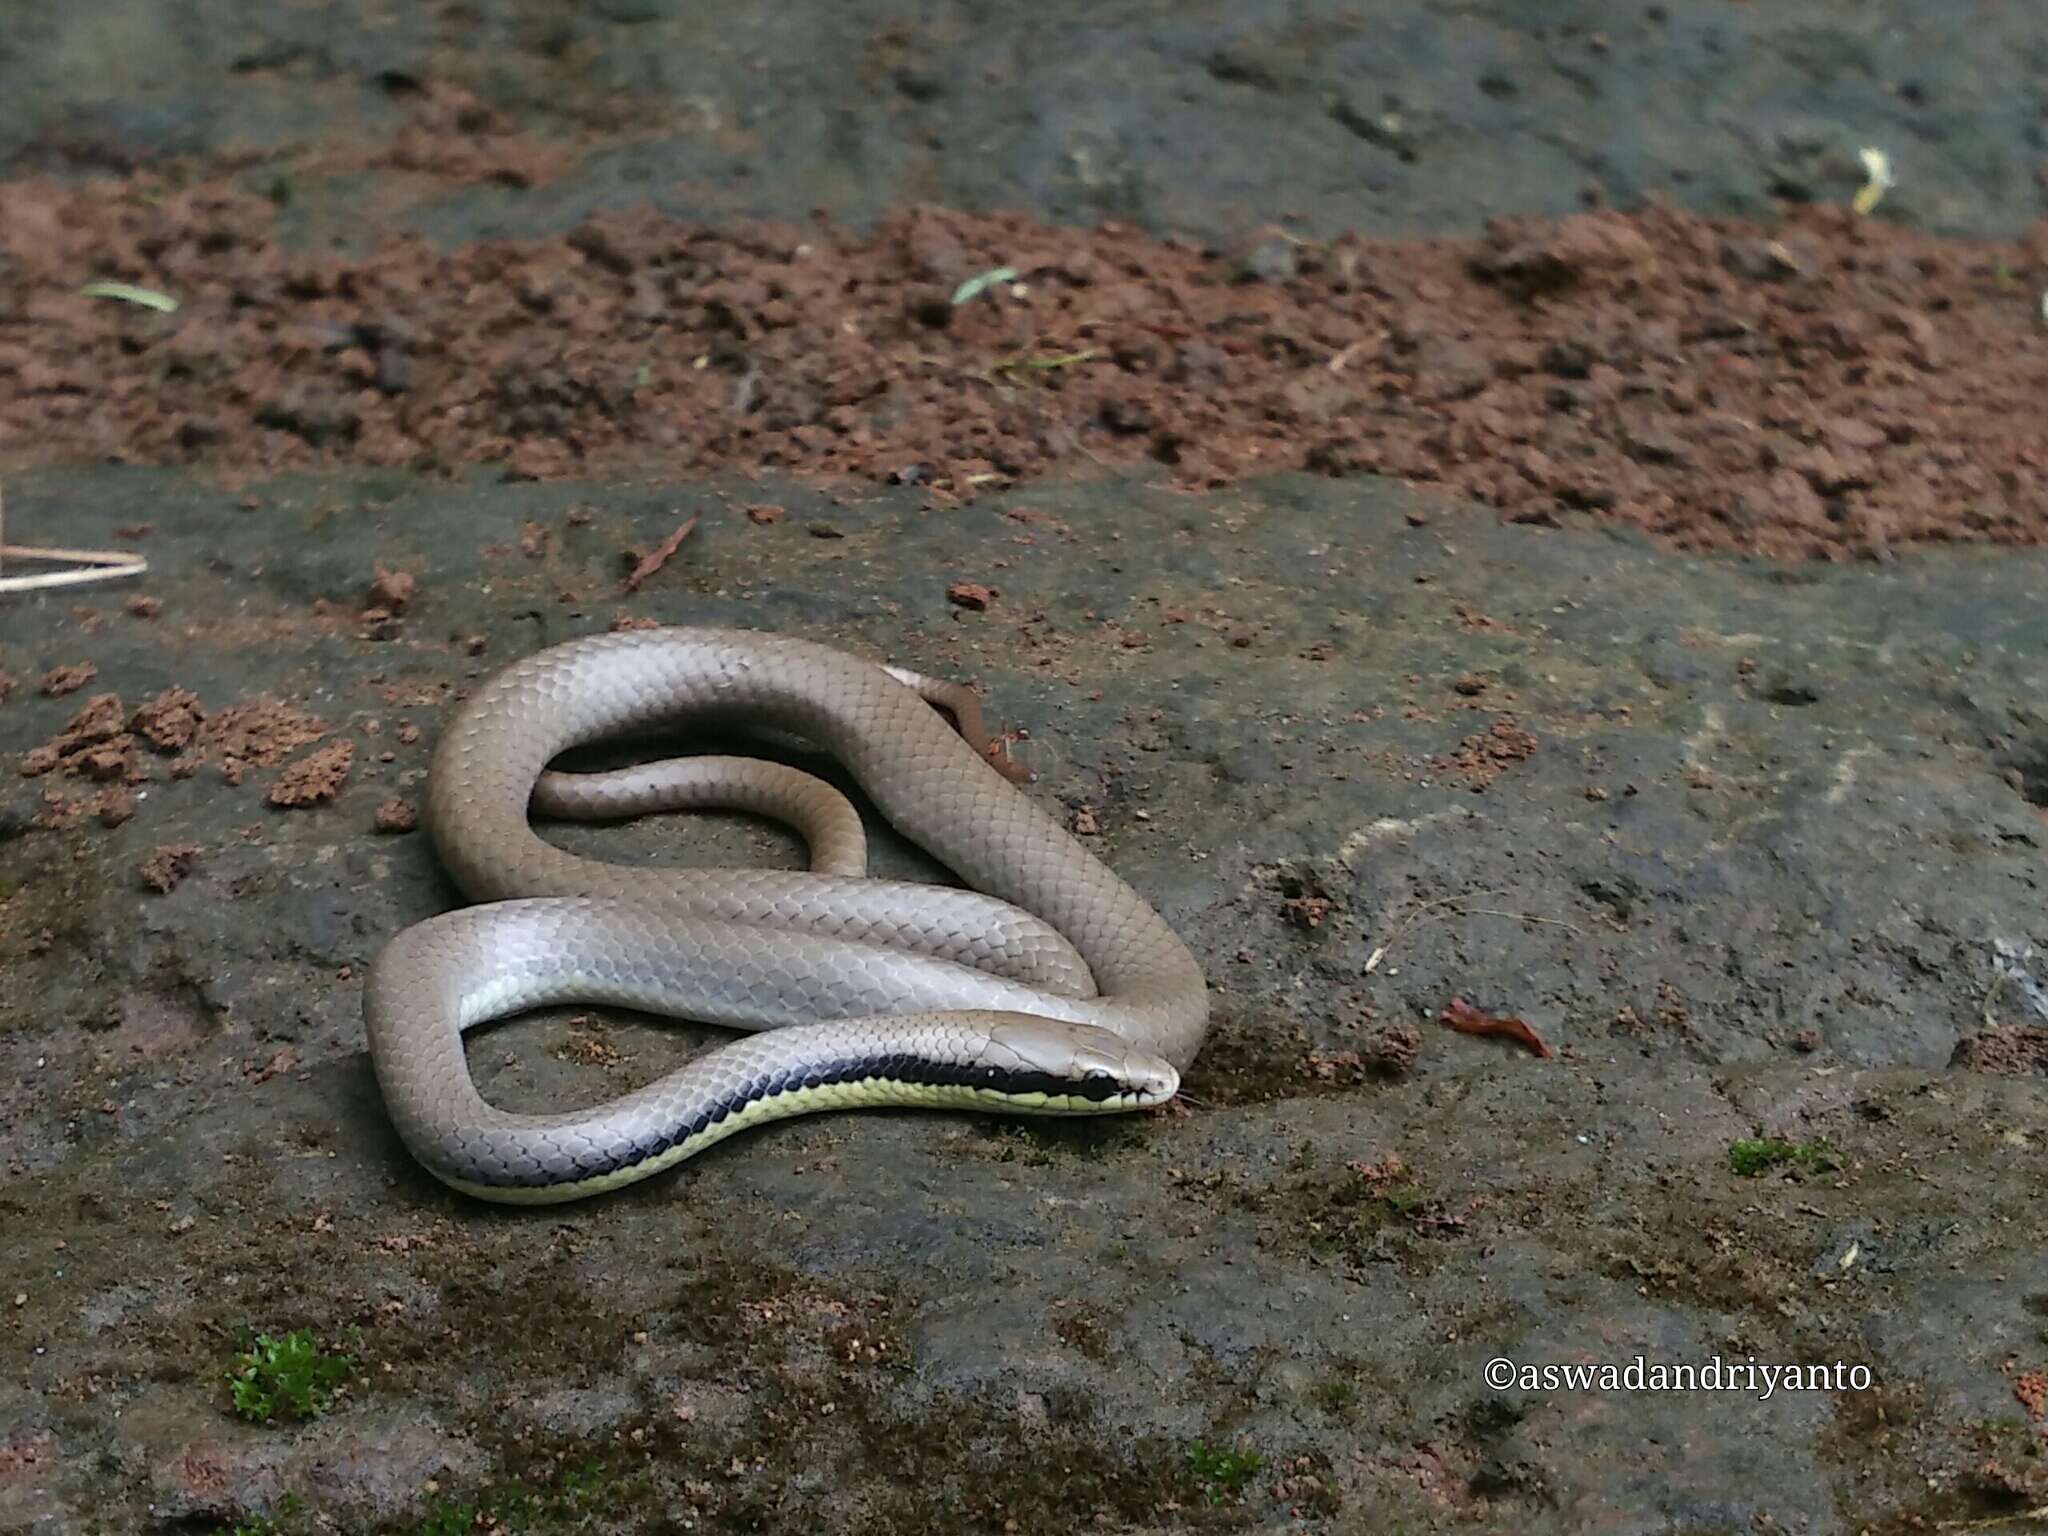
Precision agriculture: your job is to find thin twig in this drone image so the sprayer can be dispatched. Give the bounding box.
[1364,888,1581,973]
[622,511,699,593]
[1455,908,1585,934]
[1364,887,1508,972]
[0,559,148,594]
[0,481,150,595]
[1936,1504,2048,1533]
[991,347,1103,375]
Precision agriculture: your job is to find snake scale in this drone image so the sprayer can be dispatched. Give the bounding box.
[363,626,1210,1202]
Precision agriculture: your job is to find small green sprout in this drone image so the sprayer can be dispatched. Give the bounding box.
[226,1330,351,1423]
[79,281,180,313]
[949,265,1017,306]
[1186,1440,1262,1505]
[1851,147,1894,216]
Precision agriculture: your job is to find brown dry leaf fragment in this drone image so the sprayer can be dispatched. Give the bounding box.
[268,740,355,807]
[623,512,699,592]
[946,580,996,610]
[744,503,785,525]
[124,594,161,619]
[1439,995,1553,1058]
[140,842,202,893]
[1070,806,1101,836]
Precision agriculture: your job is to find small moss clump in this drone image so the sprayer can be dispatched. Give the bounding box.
[400,1458,653,1535]
[226,1330,352,1423]
[1186,1440,1262,1505]
[410,1502,482,1536]
[1300,1160,1440,1259]
[1728,1137,1841,1177]
[1310,1376,1359,1415]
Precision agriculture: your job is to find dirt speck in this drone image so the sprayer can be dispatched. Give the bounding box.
[1435,716,1540,789]
[1282,894,1333,929]
[139,841,202,893]
[0,1433,54,1485]
[132,687,205,752]
[268,740,355,807]
[18,693,129,779]
[374,796,419,833]
[368,564,417,613]
[201,696,329,769]
[39,663,96,697]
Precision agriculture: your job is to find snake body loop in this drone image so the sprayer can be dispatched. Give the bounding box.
[363,627,1210,1202]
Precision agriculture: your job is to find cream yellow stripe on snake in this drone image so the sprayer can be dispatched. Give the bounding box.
[363,626,1210,1202]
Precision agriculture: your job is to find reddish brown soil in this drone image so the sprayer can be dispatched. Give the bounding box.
[3,172,2047,560]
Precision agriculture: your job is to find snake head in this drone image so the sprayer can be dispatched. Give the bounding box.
[978,1016,1181,1111]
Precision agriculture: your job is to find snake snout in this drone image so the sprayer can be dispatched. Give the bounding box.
[983,1016,1181,1105]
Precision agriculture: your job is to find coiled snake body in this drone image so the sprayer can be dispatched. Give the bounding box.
[363,627,1209,1203]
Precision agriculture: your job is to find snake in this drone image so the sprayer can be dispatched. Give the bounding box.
[363,626,1210,1203]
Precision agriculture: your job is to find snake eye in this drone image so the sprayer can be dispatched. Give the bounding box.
[980,1065,1001,1082]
